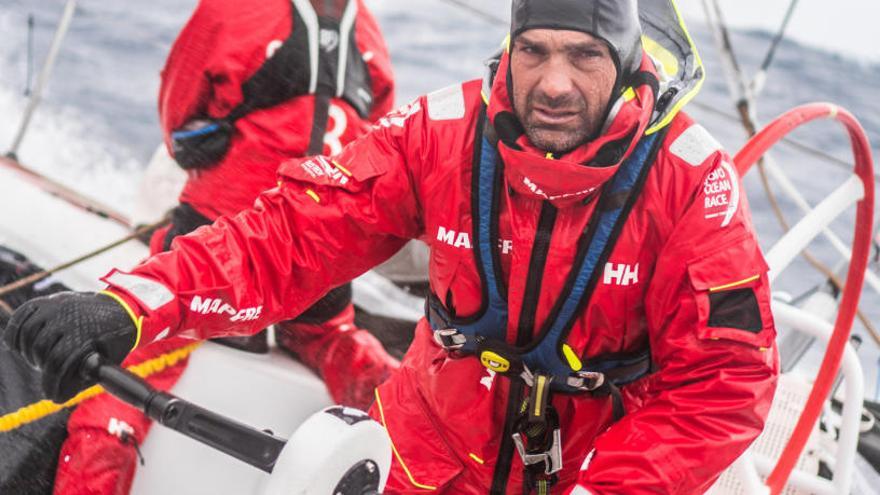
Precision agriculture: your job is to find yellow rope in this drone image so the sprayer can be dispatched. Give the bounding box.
[0,343,200,433]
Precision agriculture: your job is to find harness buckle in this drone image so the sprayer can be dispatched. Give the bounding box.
[432,328,466,350]
[512,429,563,475]
[519,365,535,387]
[568,371,606,391]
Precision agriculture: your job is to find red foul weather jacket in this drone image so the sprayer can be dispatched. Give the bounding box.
[104,49,779,493]
[159,0,395,220]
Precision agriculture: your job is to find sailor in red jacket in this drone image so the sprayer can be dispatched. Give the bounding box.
[43,0,398,493]
[152,0,398,409]
[5,1,779,493]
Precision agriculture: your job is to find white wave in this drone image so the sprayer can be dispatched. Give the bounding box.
[0,84,141,216]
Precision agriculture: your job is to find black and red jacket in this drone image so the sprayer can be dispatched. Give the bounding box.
[159,0,395,220]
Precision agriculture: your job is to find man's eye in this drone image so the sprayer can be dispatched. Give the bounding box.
[519,45,542,56]
[574,49,603,60]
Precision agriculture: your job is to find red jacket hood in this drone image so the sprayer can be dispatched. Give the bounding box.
[486,49,658,207]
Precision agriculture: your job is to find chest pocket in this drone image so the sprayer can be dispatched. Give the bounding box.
[277,154,386,192]
[687,237,775,349]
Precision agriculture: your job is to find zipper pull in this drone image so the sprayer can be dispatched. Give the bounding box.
[120,430,146,466]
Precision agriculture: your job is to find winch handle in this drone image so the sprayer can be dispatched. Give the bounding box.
[80,352,287,474]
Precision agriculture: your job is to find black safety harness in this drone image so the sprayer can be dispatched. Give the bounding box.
[171,0,375,169]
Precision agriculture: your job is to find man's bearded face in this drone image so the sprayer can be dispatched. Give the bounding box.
[510,29,618,155]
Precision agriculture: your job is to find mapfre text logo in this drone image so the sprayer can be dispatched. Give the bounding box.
[437,226,472,249]
[190,296,262,322]
[436,226,513,254]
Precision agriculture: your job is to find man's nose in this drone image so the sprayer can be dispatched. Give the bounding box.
[536,58,576,100]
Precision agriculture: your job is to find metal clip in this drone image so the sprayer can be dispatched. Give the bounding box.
[519,364,535,387]
[512,429,563,475]
[432,328,466,350]
[568,371,605,391]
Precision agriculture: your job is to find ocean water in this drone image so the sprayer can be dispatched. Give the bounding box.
[1,0,880,392]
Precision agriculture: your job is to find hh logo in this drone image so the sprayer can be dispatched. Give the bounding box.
[604,263,639,286]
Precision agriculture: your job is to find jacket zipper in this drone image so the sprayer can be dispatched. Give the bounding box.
[516,202,558,345]
[490,201,557,495]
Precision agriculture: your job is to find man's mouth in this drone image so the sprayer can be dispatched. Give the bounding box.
[531,106,579,127]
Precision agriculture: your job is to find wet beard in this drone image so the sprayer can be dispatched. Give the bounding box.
[523,119,590,155]
[520,94,594,155]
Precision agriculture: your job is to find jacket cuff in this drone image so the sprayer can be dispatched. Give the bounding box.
[100,269,177,347]
[99,289,144,350]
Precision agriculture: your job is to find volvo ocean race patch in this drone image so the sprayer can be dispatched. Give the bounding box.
[703,161,740,228]
[670,124,722,167]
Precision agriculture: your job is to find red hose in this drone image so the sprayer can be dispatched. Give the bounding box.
[733,103,875,494]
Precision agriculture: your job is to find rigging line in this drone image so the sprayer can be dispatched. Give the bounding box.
[438,0,877,184]
[0,217,170,299]
[760,0,801,72]
[25,14,34,96]
[0,343,200,433]
[704,0,751,104]
[0,155,132,227]
[442,0,879,188]
[6,0,78,159]
[752,0,801,95]
[689,100,880,184]
[435,0,507,26]
[705,1,880,345]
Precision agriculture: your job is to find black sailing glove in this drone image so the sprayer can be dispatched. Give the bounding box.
[2,291,138,403]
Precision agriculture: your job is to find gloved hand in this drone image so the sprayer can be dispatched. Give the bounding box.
[2,291,139,403]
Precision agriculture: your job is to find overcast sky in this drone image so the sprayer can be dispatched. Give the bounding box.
[676,1,879,62]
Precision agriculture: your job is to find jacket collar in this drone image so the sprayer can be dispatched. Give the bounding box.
[485,50,658,207]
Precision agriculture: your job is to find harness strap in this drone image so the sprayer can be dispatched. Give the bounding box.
[512,382,562,492]
[234,0,372,122]
[426,126,667,393]
[308,91,333,155]
[170,0,373,169]
[429,319,653,392]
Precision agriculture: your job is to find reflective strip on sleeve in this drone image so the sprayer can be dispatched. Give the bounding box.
[668,124,721,167]
[427,84,466,121]
[105,272,175,311]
